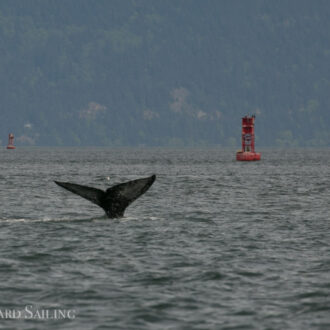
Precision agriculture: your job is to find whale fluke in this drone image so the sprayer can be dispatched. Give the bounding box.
[55,175,156,218]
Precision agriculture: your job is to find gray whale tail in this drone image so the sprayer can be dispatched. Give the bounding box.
[55,175,156,218]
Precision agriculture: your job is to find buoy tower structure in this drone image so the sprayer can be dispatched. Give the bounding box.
[7,133,16,149]
[236,115,260,161]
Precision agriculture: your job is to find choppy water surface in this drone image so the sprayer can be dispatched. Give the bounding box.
[0,147,329,329]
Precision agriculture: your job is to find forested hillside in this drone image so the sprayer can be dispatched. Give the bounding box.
[0,0,330,146]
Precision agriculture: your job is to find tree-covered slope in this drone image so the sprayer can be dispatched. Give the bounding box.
[0,0,329,146]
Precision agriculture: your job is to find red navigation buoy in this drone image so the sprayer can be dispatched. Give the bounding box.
[7,133,16,149]
[236,115,261,161]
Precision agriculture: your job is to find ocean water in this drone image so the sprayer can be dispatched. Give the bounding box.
[0,147,329,329]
